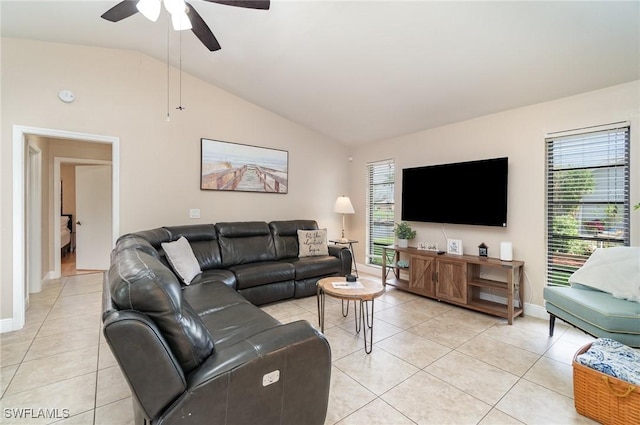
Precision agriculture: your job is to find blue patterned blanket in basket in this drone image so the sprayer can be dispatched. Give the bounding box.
[576,338,640,385]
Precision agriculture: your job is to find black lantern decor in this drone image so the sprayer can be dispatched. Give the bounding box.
[478,243,488,257]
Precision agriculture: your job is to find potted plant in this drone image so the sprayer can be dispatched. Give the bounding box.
[395,222,416,248]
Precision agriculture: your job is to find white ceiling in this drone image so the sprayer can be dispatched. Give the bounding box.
[2,1,639,145]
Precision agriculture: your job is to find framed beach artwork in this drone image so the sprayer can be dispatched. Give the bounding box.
[200,139,289,193]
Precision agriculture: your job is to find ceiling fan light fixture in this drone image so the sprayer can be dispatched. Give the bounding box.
[171,8,192,31]
[163,0,186,15]
[136,0,161,22]
[101,0,269,51]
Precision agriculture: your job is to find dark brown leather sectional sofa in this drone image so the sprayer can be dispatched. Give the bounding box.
[102,220,352,425]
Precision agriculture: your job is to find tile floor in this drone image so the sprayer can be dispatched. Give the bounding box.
[0,271,601,425]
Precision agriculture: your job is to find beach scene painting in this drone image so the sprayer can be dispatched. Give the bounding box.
[200,139,288,193]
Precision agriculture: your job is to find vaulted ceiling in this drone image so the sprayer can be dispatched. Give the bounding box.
[2,1,639,145]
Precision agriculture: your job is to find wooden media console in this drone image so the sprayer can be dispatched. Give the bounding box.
[382,245,524,324]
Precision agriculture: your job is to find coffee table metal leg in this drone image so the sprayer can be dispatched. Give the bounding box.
[341,300,350,317]
[353,300,361,333]
[361,299,374,354]
[341,300,362,332]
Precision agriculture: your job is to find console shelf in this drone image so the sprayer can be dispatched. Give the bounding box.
[382,245,524,324]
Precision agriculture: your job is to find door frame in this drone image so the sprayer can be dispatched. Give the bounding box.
[11,125,119,331]
[54,158,112,278]
[27,143,42,298]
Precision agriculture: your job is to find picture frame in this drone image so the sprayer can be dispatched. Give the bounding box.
[425,242,439,251]
[447,239,463,255]
[200,139,288,193]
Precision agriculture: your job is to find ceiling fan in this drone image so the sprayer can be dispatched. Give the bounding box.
[101,0,270,52]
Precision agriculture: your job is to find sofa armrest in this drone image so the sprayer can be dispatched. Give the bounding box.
[328,245,352,276]
[103,310,187,422]
[162,320,331,425]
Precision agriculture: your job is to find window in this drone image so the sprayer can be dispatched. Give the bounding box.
[366,159,395,266]
[546,124,630,286]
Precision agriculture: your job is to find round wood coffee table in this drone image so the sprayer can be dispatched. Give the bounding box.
[316,277,385,353]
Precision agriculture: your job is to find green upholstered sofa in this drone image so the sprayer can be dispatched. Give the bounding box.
[544,284,640,348]
[544,246,640,348]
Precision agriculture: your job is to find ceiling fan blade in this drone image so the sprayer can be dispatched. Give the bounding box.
[186,3,222,51]
[101,0,140,22]
[205,0,270,10]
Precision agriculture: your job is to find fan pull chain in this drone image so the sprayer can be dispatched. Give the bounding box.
[176,30,185,111]
[166,17,171,122]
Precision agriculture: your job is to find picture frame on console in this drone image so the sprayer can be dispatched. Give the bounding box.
[200,138,289,193]
[447,239,463,255]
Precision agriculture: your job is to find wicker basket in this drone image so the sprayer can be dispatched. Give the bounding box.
[573,343,640,425]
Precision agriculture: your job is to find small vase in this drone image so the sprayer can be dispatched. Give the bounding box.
[398,239,409,248]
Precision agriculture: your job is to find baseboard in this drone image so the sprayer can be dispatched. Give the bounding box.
[356,263,379,277]
[0,317,15,333]
[523,302,549,320]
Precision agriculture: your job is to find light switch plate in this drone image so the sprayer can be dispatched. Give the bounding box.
[189,209,200,219]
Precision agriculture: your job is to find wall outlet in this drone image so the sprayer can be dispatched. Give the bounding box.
[189,209,200,219]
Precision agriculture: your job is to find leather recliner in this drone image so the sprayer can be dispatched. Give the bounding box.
[103,220,344,424]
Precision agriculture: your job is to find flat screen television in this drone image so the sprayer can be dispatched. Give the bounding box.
[401,157,508,227]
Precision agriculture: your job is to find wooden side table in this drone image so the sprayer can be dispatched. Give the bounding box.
[329,239,359,277]
[316,277,384,353]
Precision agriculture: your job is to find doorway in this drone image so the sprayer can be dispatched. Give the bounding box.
[10,125,120,332]
[54,159,112,278]
[61,253,100,277]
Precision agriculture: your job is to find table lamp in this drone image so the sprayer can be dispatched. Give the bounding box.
[333,196,355,243]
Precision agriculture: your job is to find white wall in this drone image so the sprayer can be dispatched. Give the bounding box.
[348,81,639,309]
[2,37,637,323]
[1,38,349,321]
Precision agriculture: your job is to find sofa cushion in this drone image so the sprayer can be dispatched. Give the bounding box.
[162,237,202,285]
[239,280,296,306]
[182,280,251,316]
[544,285,640,335]
[297,229,329,257]
[189,269,237,289]
[109,249,215,373]
[203,302,280,349]
[270,220,319,259]
[229,261,295,290]
[289,256,342,280]
[182,279,280,350]
[164,224,224,271]
[216,221,277,267]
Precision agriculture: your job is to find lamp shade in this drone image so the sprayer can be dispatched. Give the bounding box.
[333,196,355,214]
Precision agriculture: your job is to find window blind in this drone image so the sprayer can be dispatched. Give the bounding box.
[366,159,395,266]
[545,125,630,286]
